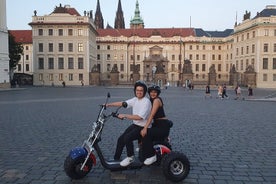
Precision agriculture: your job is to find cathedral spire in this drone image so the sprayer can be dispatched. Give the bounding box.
[114,0,125,29]
[94,0,104,29]
[130,0,144,29]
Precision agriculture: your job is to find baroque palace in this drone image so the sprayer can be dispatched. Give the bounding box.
[10,0,276,88]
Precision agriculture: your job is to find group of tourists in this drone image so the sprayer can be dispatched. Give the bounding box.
[205,84,253,100]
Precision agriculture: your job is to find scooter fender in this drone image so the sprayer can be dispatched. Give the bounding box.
[154,144,171,155]
[69,147,97,165]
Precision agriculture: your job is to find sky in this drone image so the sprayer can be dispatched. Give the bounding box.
[6,0,276,31]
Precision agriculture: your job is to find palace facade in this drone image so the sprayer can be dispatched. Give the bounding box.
[11,1,276,88]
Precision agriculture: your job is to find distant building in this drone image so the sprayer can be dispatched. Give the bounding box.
[232,5,276,88]
[0,0,10,88]
[9,30,33,75]
[28,4,97,86]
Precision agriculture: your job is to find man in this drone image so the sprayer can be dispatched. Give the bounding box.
[106,81,152,167]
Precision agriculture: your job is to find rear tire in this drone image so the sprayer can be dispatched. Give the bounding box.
[64,155,93,179]
[161,151,190,182]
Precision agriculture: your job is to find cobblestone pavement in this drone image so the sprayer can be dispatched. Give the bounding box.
[0,86,275,184]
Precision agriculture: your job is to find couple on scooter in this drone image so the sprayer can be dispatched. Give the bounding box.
[106,80,171,167]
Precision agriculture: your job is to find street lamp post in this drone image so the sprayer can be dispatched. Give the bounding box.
[127,42,130,82]
[22,53,25,74]
[152,65,156,83]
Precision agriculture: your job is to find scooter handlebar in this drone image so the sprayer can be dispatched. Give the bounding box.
[111,112,125,120]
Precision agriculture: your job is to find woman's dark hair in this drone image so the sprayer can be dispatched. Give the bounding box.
[148,85,161,96]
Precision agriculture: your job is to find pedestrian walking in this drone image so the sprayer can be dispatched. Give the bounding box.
[235,85,242,100]
[222,84,229,99]
[205,84,212,99]
[248,85,253,98]
[217,85,223,99]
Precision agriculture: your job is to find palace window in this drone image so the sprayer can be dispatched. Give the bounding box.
[264,43,268,52]
[218,64,221,72]
[58,58,64,69]
[59,43,63,52]
[68,29,73,36]
[263,58,268,69]
[39,74,43,81]
[38,58,44,69]
[39,43,43,52]
[69,74,73,81]
[202,64,206,72]
[49,74,53,81]
[68,58,74,69]
[273,74,276,81]
[68,43,73,52]
[48,58,54,69]
[120,64,124,71]
[263,74,267,81]
[38,29,43,36]
[58,29,63,36]
[78,29,83,36]
[195,64,199,71]
[273,58,276,69]
[59,74,63,81]
[48,29,53,36]
[264,29,269,36]
[78,58,84,69]
[78,43,83,52]
[172,55,175,61]
[49,43,53,52]
[79,73,83,81]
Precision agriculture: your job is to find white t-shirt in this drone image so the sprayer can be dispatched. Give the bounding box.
[125,97,152,127]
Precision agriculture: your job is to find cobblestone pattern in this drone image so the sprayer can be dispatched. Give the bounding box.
[0,87,275,184]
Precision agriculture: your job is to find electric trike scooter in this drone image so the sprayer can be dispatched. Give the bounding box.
[64,93,190,182]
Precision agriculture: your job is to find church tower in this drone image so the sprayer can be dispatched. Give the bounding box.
[114,0,125,29]
[130,0,144,29]
[94,0,104,29]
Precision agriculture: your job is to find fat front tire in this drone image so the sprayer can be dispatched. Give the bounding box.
[161,151,190,182]
[64,155,93,180]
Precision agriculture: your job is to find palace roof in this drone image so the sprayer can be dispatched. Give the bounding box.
[254,5,276,18]
[9,30,32,44]
[97,28,195,38]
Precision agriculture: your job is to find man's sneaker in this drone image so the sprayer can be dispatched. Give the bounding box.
[144,155,157,165]
[120,156,134,167]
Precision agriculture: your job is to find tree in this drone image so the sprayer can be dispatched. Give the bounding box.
[8,31,23,71]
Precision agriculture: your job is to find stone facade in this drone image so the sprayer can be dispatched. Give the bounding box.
[10,3,276,88]
[29,4,97,87]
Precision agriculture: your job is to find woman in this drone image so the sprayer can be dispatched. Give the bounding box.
[140,85,171,165]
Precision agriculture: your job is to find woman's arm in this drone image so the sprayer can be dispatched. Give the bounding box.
[140,98,160,137]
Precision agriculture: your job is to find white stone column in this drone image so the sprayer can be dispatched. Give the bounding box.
[0,0,7,30]
[0,0,10,87]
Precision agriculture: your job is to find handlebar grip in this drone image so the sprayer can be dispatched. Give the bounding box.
[111,112,118,117]
[112,112,125,120]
